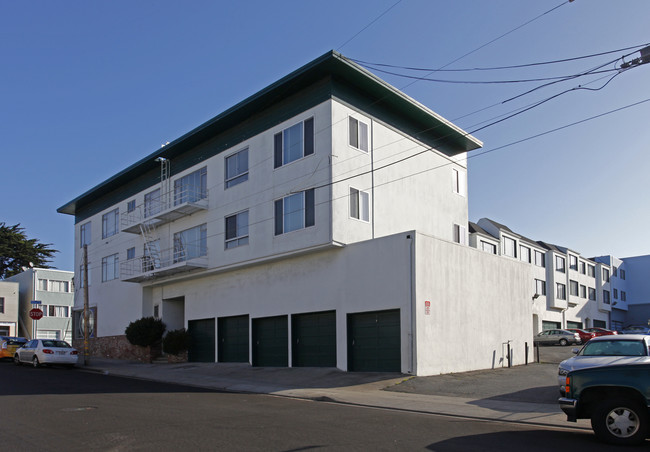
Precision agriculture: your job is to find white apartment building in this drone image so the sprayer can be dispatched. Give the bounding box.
[58,51,535,375]
[5,268,74,340]
[0,281,19,336]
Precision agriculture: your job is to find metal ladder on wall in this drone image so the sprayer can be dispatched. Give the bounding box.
[140,217,161,272]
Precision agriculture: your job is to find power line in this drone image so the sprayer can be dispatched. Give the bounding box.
[337,0,404,51]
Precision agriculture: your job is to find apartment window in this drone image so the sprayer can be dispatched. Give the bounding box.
[144,188,162,218]
[613,288,618,299]
[535,279,546,296]
[612,266,618,277]
[274,189,315,235]
[580,261,586,274]
[534,250,545,267]
[102,208,119,239]
[48,305,69,317]
[78,264,91,288]
[350,188,369,222]
[274,118,314,168]
[621,291,627,301]
[50,280,69,293]
[620,269,626,280]
[38,279,48,291]
[519,245,531,263]
[80,222,91,248]
[588,264,595,277]
[603,290,610,304]
[556,283,566,300]
[225,211,249,249]
[453,224,467,245]
[588,287,596,301]
[503,237,516,258]
[602,268,610,282]
[451,168,466,196]
[580,285,587,298]
[569,255,578,271]
[127,247,135,260]
[555,256,566,273]
[225,148,249,188]
[127,200,136,213]
[481,241,497,254]
[101,254,119,282]
[174,167,207,205]
[348,117,369,152]
[174,224,207,262]
[0,297,4,314]
[570,280,579,297]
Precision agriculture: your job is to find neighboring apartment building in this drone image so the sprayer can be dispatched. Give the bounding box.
[0,281,19,336]
[5,268,74,341]
[57,51,535,376]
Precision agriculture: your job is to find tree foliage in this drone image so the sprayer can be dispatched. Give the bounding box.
[0,222,58,279]
[125,317,166,347]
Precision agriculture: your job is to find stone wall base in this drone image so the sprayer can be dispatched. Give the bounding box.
[73,335,161,363]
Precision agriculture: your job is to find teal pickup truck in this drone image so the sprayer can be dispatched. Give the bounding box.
[559,363,650,445]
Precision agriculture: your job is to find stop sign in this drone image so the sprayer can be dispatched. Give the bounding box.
[29,308,43,320]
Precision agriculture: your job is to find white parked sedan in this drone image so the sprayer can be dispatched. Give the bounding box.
[557,334,650,395]
[14,339,79,368]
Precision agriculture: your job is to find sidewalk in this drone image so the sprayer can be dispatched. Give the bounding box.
[81,358,590,431]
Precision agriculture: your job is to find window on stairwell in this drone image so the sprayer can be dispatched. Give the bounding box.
[174,224,207,262]
[174,167,207,205]
[144,188,162,218]
[126,247,135,260]
[127,200,136,213]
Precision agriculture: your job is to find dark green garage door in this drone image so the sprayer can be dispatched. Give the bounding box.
[188,318,215,363]
[292,311,336,367]
[252,315,288,367]
[218,315,249,363]
[348,309,400,372]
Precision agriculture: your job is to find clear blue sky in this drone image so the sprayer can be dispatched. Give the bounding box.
[2,0,649,271]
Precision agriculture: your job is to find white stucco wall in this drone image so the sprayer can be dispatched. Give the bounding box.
[0,281,19,336]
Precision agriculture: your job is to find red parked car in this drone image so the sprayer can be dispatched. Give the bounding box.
[565,328,596,344]
[583,327,618,337]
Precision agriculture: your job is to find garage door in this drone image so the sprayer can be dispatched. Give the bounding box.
[188,318,215,362]
[252,315,288,367]
[218,315,249,363]
[292,311,336,367]
[347,309,400,372]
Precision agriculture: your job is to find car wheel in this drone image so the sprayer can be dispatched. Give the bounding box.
[14,354,21,366]
[591,398,648,445]
[32,356,40,368]
[559,338,568,346]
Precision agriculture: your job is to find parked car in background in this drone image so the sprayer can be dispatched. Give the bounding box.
[565,329,596,344]
[583,327,618,337]
[557,334,650,395]
[620,325,650,335]
[0,337,28,360]
[534,329,581,346]
[14,339,78,368]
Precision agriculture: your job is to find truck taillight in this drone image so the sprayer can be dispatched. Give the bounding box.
[565,376,571,393]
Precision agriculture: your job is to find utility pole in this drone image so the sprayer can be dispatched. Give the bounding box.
[83,244,90,366]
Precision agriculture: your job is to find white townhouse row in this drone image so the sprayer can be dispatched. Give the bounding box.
[58,51,539,376]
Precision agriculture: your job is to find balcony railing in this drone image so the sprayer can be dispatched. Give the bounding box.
[120,247,208,282]
[121,186,208,234]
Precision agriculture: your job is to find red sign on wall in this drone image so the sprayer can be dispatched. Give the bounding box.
[424,300,431,315]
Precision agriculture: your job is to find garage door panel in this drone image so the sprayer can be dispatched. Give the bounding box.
[292,311,336,368]
[218,315,249,363]
[348,309,400,372]
[188,318,215,363]
[252,315,288,367]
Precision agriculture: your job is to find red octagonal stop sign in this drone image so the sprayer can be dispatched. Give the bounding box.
[29,308,43,320]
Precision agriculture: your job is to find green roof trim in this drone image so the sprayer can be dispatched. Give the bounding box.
[58,50,481,220]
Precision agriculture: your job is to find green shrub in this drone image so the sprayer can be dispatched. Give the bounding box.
[162,328,191,355]
[125,317,166,347]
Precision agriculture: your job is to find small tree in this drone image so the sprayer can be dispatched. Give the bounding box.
[162,328,191,355]
[125,317,166,348]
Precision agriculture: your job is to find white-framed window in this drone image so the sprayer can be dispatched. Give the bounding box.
[126,247,135,260]
[349,187,369,222]
[48,305,70,317]
[274,189,315,235]
[588,287,596,301]
[520,245,531,263]
[144,188,162,218]
[620,269,626,280]
[174,167,207,205]
[556,283,566,300]
[49,280,69,293]
[603,290,611,304]
[534,250,545,267]
[102,208,119,239]
[613,288,618,299]
[580,261,586,274]
[348,117,369,152]
[602,268,610,282]
[481,241,497,254]
[225,211,249,249]
[174,224,207,262]
[503,236,516,258]
[587,264,595,277]
[451,168,466,196]
[535,279,546,296]
[80,222,91,248]
[580,284,587,298]
[274,118,314,168]
[127,200,136,213]
[621,291,627,301]
[569,255,578,271]
[38,279,48,291]
[555,256,566,273]
[225,148,249,188]
[0,297,4,313]
[570,280,579,297]
[612,266,618,277]
[453,224,467,245]
[101,254,119,282]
